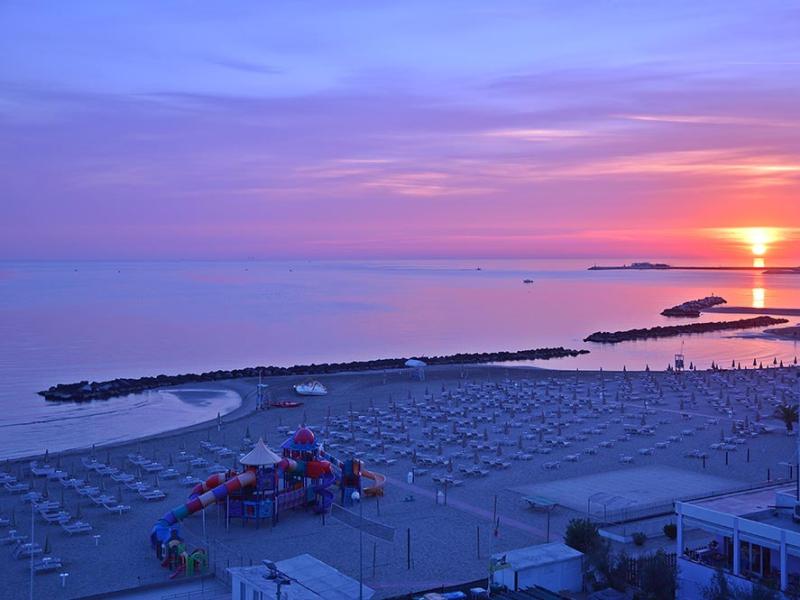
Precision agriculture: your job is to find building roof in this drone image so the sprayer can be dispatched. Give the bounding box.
[229,554,373,600]
[492,543,583,572]
[240,438,282,466]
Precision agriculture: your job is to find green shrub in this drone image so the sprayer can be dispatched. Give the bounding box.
[663,523,677,540]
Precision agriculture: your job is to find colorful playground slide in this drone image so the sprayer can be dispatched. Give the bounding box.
[361,469,386,497]
[151,470,256,544]
[313,473,336,514]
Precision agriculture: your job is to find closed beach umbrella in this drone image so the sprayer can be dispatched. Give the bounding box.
[43,535,50,555]
[75,503,82,519]
[44,449,49,464]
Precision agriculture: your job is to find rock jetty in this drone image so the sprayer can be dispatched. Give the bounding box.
[38,346,590,402]
[661,296,727,317]
[584,316,788,344]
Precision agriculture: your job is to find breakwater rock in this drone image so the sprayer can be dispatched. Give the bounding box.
[38,347,590,402]
[661,296,727,317]
[585,316,788,344]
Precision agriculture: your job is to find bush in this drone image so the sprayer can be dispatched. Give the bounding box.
[639,550,677,600]
[663,523,677,540]
[632,532,648,546]
[564,518,604,554]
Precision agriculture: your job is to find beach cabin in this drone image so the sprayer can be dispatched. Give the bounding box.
[491,543,583,594]
[228,553,373,600]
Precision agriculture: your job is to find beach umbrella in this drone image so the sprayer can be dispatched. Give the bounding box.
[10,509,16,528]
[43,535,50,555]
[60,487,65,505]
[217,412,222,431]
[44,449,49,464]
[75,503,82,519]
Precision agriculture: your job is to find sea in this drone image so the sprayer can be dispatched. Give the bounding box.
[1,258,798,459]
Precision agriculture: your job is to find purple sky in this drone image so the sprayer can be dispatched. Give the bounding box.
[1,1,799,260]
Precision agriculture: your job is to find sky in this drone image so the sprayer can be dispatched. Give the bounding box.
[1,1,799,261]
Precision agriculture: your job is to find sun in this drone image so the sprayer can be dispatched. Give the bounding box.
[744,228,773,256]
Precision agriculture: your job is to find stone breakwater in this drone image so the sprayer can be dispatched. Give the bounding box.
[38,347,590,402]
[584,316,788,344]
[661,295,727,318]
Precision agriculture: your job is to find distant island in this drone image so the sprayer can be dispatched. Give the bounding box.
[584,316,788,344]
[588,262,799,272]
[38,346,590,402]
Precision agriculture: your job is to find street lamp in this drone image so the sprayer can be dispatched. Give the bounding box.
[351,491,363,600]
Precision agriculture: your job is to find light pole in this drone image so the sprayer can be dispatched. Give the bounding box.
[351,490,363,600]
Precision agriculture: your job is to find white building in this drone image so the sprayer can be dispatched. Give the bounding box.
[676,484,800,598]
[491,542,584,593]
[229,553,373,600]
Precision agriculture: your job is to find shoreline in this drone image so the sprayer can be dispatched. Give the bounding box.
[37,346,589,403]
[9,364,554,463]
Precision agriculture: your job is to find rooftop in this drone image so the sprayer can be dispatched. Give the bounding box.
[228,553,374,600]
[492,542,583,571]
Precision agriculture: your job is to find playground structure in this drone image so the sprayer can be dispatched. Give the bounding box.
[150,427,385,575]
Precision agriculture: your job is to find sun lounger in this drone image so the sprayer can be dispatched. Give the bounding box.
[13,542,43,559]
[5,482,31,493]
[30,465,54,477]
[48,469,69,481]
[61,520,93,535]
[111,472,135,483]
[22,491,44,503]
[0,530,28,545]
[91,494,117,506]
[139,489,166,501]
[142,462,164,473]
[103,503,131,515]
[34,556,63,573]
[124,480,148,491]
[41,511,71,525]
[34,500,61,512]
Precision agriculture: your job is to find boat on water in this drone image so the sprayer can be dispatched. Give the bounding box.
[293,381,328,396]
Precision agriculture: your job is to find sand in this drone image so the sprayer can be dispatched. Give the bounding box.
[1,364,798,600]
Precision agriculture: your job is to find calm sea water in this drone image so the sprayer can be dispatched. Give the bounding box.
[1,259,798,458]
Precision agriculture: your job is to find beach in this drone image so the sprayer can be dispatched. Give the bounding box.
[2,364,798,599]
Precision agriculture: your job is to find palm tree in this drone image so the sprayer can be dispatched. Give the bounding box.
[775,404,799,433]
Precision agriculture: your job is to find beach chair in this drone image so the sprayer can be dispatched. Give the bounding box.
[103,502,131,515]
[34,556,63,573]
[41,511,71,525]
[5,482,31,493]
[139,489,166,501]
[111,472,135,483]
[13,542,43,559]
[60,520,93,535]
[0,530,28,545]
[48,469,69,481]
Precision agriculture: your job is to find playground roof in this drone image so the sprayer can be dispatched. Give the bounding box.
[240,438,282,466]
